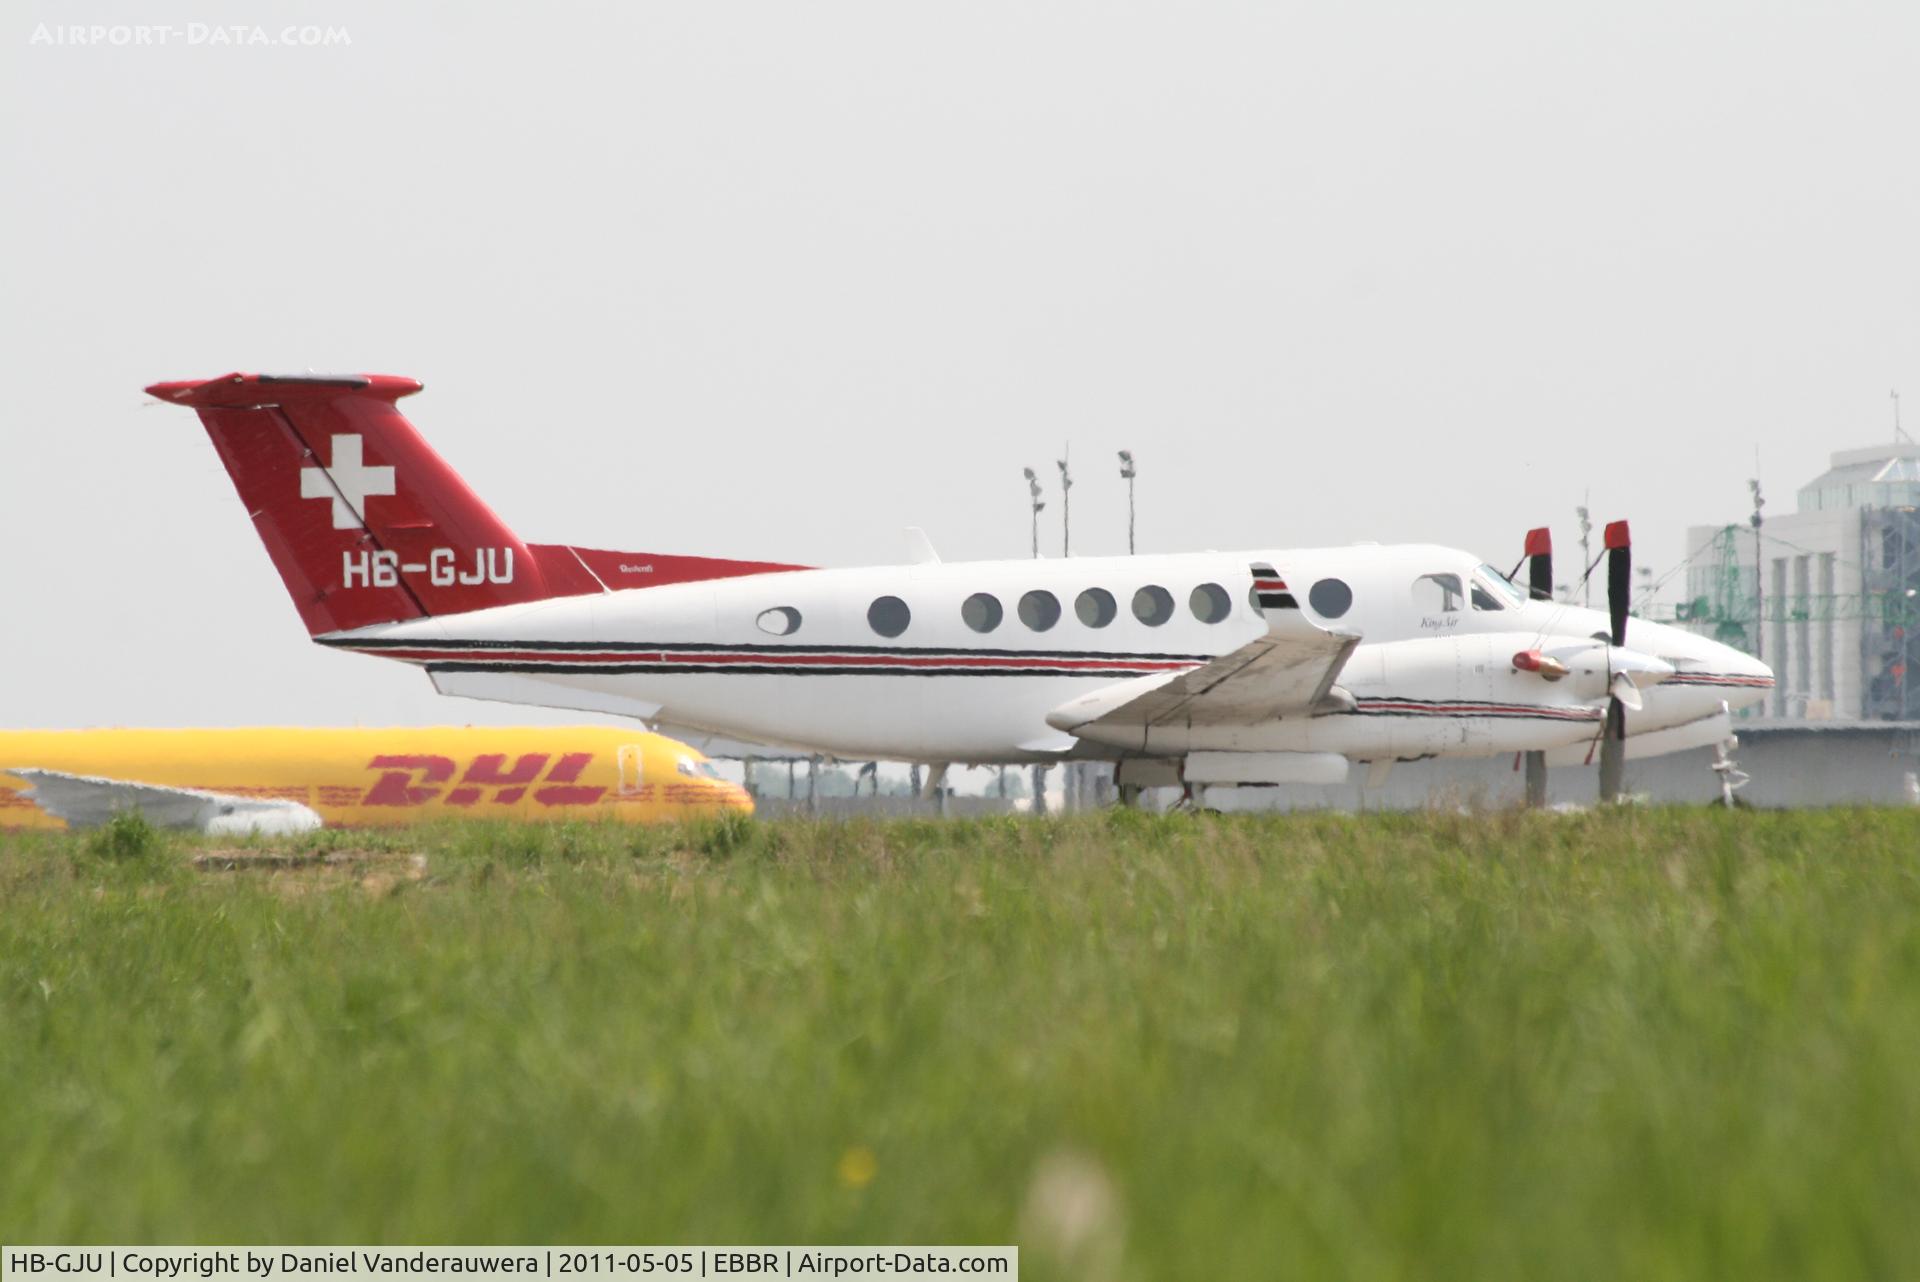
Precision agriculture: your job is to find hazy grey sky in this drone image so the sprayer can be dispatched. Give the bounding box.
[5,1,1918,727]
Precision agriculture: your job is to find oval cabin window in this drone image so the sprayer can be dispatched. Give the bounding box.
[1307,578,1353,619]
[1189,582,1231,623]
[962,592,1004,633]
[1076,588,1117,628]
[867,596,911,638]
[1132,585,1174,626]
[1018,590,1062,632]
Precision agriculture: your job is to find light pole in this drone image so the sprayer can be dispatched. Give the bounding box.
[1057,451,1073,556]
[1022,467,1045,559]
[1576,502,1593,608]
[1748,478,1765,660]
[1118,450,1136,554]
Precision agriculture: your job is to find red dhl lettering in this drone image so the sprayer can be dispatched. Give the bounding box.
[362,754,455,806]
[361,752,606,807]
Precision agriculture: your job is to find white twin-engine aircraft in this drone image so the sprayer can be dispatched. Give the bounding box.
[147,373,1774,799]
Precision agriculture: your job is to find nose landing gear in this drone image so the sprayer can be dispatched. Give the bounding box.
[1710,734,1751,808]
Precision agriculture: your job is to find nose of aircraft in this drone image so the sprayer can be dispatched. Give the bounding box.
[1708,640,1775,711]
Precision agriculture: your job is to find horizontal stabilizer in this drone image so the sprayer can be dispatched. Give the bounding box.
[429,670,664,722]
[9,768,322,834]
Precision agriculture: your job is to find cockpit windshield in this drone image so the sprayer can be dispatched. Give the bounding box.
[1472,563,1527,610]
[676,756,724,781]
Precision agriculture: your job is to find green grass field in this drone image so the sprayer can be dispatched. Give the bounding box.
[4,809,1919,1279]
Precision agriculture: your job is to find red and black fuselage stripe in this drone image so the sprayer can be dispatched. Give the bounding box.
[316,637,1762,716]
[1349,697,1603,722]
[316,636,1212,679]
[1661,673,1776,689]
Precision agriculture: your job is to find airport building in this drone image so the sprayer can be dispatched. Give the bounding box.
[1680,439,1920,721]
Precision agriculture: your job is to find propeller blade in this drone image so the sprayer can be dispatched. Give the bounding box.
[1598,701,1627,801]
[1525,527,1553,601]
[1605,519,1630,647]
[1600,519,1631,804]
[1524,749,1548,806]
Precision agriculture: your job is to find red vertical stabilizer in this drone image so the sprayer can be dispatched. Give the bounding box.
[146,372,808,635]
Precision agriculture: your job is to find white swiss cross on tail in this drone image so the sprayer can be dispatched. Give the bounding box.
[300,434,396,530]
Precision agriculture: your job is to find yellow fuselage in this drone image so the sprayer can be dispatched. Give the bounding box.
[0,726,752,829]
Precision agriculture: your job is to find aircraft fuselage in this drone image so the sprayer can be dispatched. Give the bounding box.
[321,542,1774,766]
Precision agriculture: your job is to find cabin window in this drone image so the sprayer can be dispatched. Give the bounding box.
[1132,584,1174,626]
[1189,582,1231,624]
[961,592,1003,633]
[1019,590,1062,632]
[1075,587,1117,628]
[1412,573,1465,614]
[867,595,911,638]
[1308,578,1354,618]
[756,606,802,636]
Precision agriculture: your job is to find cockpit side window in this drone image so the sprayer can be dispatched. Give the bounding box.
[1412,573,1465,614]
[1473,564,1527,610]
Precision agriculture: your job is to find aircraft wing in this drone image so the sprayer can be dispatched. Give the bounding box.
[1046,562,1361,748]
[7,769,324,835]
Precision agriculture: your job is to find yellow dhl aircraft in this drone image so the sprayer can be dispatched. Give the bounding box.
[0,726,752,834]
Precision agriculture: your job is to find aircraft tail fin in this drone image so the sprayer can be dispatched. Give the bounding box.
[147,373,556,635]
[147,372,811,638]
